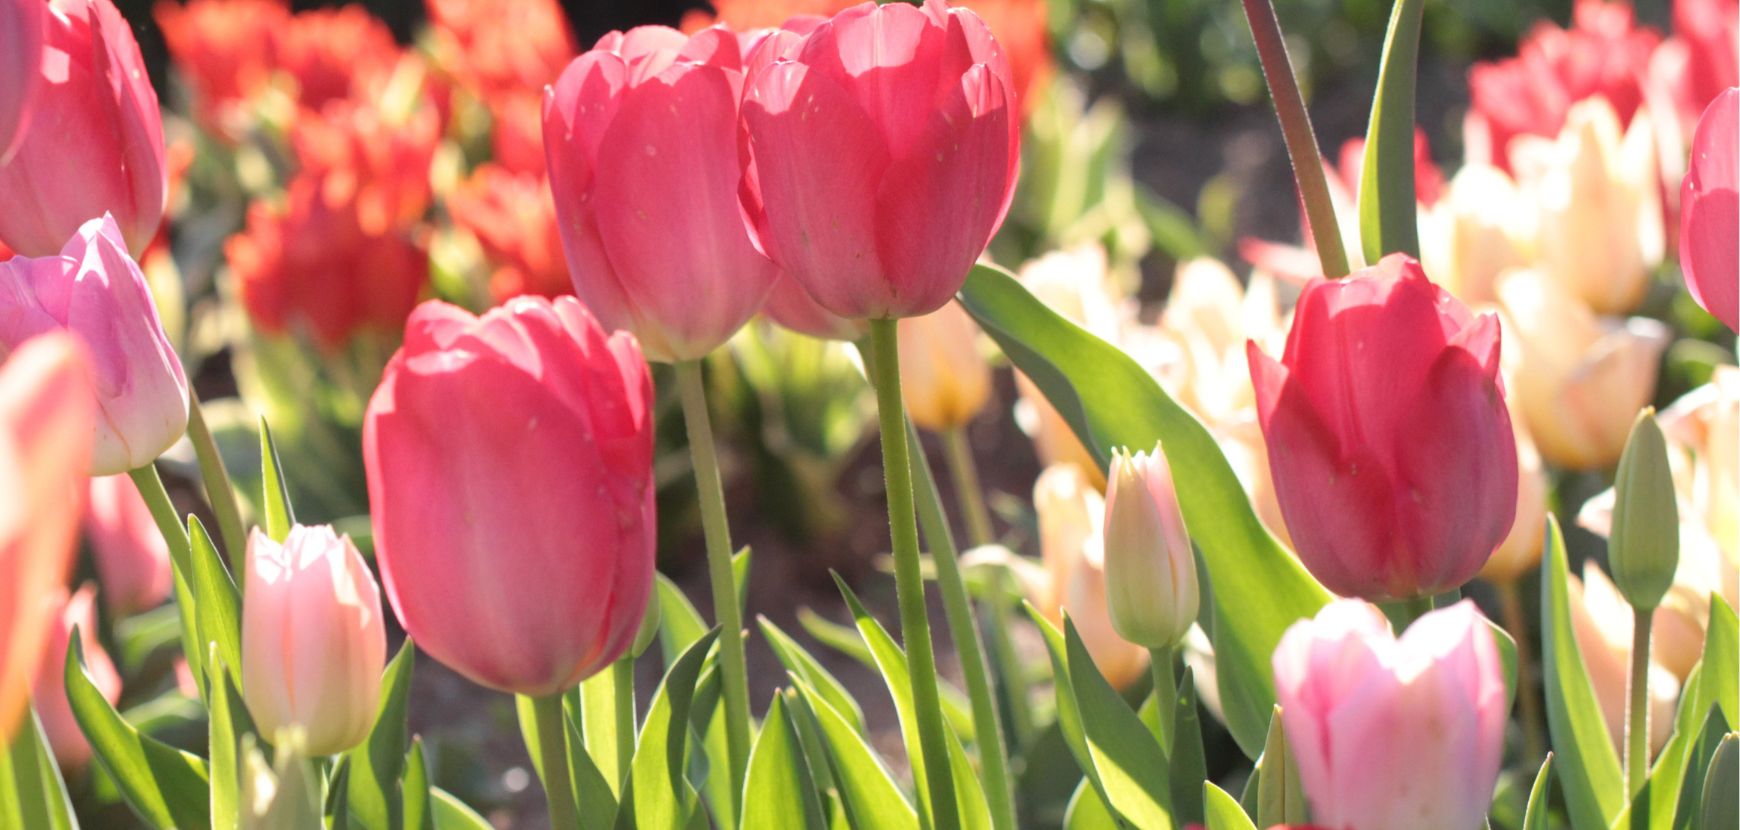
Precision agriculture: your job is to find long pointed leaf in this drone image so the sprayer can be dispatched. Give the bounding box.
[1541,516,1624,829]
[1063,616,1172,829]
[1357,0,1426,260]
[624,629,717,830]
[259,416,294,542]
[793,680,918,830]
[1203,782,1259,830]
[190,516,244,693]
[347,641,417,830]
[742,693,827,830]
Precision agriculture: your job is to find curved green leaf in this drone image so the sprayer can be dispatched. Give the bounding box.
[760,617,866,735]
[430,789,492,830]
[1700,735,1737,829]
[1062,779,1118,830]
[625,629,717,830]
[656,574,708,666]
[0,708,78,830]
[191,516,244,694]
[1671,708,1730,830]
[347,641,417,830]
[1541,516,1623,829]
[1024,604,1101,803]
[208,653,245,830]
[403,738,431,830]
[793,680,918,830]
[1063,616,1172,830]
[743,693,827,830]
[1203,782,1259,830]
[1256,705,1305,827]
[1523,754,1554,830]
[960,264,1331,757]
[1357,0,1425,261]
[66,631,210,829]
[259,416,295,542]
[1168,668,1206,826]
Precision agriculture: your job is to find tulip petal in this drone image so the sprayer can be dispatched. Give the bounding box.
[804,1,950,151]
[1682,89,1738,332]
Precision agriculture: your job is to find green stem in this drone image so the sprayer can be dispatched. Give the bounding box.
[1239,0,1352,278]
[868,319,959,828]
[942,427,996,549]
[1386,595,1435,631]
[984,571,1034,746]
[527,693,580,830]
[672,360,752,804]
[1625,607,1654,796]
[1497,580,1547,765]
[909,421,1017,829]
[127,464,191,579]
[1150,646,1178,750]
[186,392,249,570]
[611,658,636,784]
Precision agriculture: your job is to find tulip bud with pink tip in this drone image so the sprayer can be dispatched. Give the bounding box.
[1272,599,1507,830]
[1102,445,1198,649]
[241,526,386,756]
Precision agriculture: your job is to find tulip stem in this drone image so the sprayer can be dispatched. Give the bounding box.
[187,391,249,573]
[868,318,960,828]
[1624,607,1653,796]
[1150,646,1178,750]
[672,360,753,805]
[909,420,1018,829]
[528,693,580,830]
[1496,580,1547,765]
[127,463,192,581]
[942,427,996,549]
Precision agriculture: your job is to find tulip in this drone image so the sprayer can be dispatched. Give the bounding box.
[34,585,120,770]
[1247,255,1518,601]
[1102,446,1197,649]
[898,303,992,432]
[424,0,576,100]
[1568,564,1678,753]
[363,296,656,695]
[1417,164,1532,306]
[1681,88,1738,332]
[0,335,95,743]
[1272,600,1506,830]
[154,0,289,140]
[239,733,323,830]
[1477,412,1550,585]
[447,164,570,302]
[241,526,385,756]
[1670,0,1739,127]
[0,0,166,257]
[270,6,401,111]
[763,275,868,342]
[542,26,779,362]
[0,216,189,475]
[0,0,43,160]
[741,0,1020,320]
[1029,464,1148,689]
[1495,268,1671,470]
[1510,97,1664,315]
[84,475,173,617]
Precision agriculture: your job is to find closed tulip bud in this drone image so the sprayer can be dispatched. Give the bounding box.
[1608,409,1680,610]
[1102,446,1198,649]
[1680,88,1737,332]
[0,215,190,475]
[1247,255,1518,601]
[84,474,173,616]
[1569,564,1678,753]
[0,0,43,161]
[898,303,991,432]
[0,334,95,743]
[0,0,166,257]
[1273,600,1507,830]
[35,585,119,770]
[364,297,656,695]
[741,0,1020,320]
[1495,269,1671,470]
[1031,464,1148,689]
[1511,97,1663,315]
[542,26,779,362]
[241,526,386,756]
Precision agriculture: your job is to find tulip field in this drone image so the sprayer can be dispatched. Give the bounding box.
[0,0,1737,828]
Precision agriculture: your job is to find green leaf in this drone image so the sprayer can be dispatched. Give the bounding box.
[742,693,827,830]
[623,629,717,830]
[656,574,708,667]
[1699,735,1737,830]
[191,516,244,694]
[1701,595,1738,728]
[430,789,493,830]
[759,617,866,735]
[797,608,874,669]
[1203,782,1259,830]
[1255,705,1305,827]
[1621,597,1740,829]
[1025,604,1103,805]
[403,738,432,830]
[1169,668,1207,827]
[1356,0,1425,261]
[733,546,752,618]
[792,680,918,830]
[1062,779,1119,830]
[259,416,295,542]
[346,641,417,830]
[1063,616,1172,829]
[208,652,247,830]
[1523,754,1554,830]
[65,631,210,829]
[960,263,1331,757]
[1671,707,1730,830]
[579,663,631,794]
[565,700,620,829]
[0,708,78,830]
[170,555,208,703]
[1541,517,1624,829]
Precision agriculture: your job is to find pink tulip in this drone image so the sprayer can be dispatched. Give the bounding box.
[763,275,868,341]
[84,474,172,617]
[363,296,656,696]
[1273,600,1506,830]
[1247,255,1517,601]
[34,584,119,770]
[0,334,95,744]
[0,215,190,475]
[0,0,43,161]
[241,526,386,756]
[542,25,779,362]
[740,0,1019,320]
[1681,88,1738,332]
[0,0,166,256]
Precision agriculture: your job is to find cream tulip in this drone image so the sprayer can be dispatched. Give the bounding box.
[1479,406,1551,584]
[897,302,992,433]
[1418,164,1533,306]
[1568,563,1677,753]
[1030,464,1148,689]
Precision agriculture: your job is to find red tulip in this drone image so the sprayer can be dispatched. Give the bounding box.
[447,164,570,303]
[1681,88,1738,332]
[542,26,779,362]
[84,474,173,617]
[0,0,43,161]
[424,0,576,100]
[1671,0,1738,124]
[34,584,119,770]
[270,6,400,112]
[363,297,656,695]
[0,0,166,257]
[1247,255,1517,601]
[0,334,95,743]
[740,0,1020,320]
[154,0,289,140]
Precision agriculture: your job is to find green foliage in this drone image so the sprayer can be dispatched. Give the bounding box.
[1540,517,1624,829]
